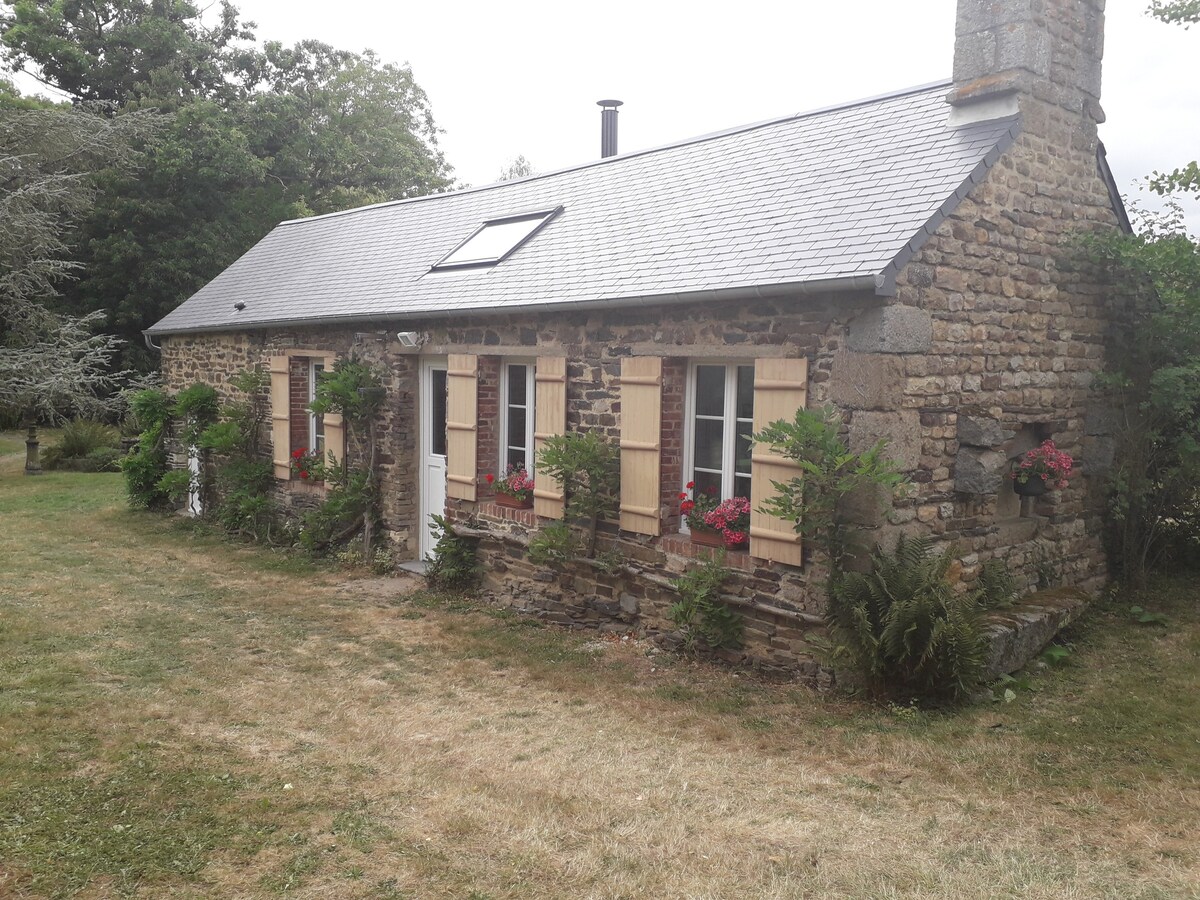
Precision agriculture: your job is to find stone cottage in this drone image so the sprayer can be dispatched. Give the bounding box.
[148,0,1128,674]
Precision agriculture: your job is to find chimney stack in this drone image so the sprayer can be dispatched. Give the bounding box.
[948,0,1106,130]
[597,99,623,158]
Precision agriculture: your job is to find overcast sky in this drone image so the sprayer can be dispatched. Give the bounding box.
[12,0,1200,232]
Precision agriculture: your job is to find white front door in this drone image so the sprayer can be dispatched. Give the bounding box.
[419,358,449,559]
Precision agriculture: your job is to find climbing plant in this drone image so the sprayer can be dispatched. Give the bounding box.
[120,388,174,509]
[535,431,620,558]
[753,405,908,572]
[304,358,387,561]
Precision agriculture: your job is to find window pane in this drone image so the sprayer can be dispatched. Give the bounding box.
[693,470,721,500]
[431,369,447,457]
[735,421,754,475]
[694,417,725,470]
[507,447,526,470]
[695,365,726,417]
[508,407,527,453]
[737,365,754,420]
[734,473,752,500]
[508,364,527,406]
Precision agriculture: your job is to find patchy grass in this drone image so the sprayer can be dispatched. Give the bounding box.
[1,436,1198,897]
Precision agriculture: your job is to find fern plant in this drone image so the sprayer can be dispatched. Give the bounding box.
[826,536,996,702]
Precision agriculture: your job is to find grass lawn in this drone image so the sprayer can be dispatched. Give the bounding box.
[0,436,1198,898]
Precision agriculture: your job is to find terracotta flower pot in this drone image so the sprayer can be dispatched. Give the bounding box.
[690,527,747,551]
[1013,477,1048,497]
[495,492,533,509]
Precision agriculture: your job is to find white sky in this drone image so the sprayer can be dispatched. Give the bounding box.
[10,0,1200,232]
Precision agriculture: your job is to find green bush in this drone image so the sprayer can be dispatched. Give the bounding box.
[298,468,370,554]
[826,536,1002,703]
[121,389,174,509]
[83,446,123,472]
[42,419,120,469]
[753,405,908,569]
[425,514,479,591]
[527,521,576,567]
[535,431,619,557]
[213,458,276,540]
[670,555,741,652]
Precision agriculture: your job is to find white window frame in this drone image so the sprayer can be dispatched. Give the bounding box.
[308,359,325,458]
[681,360,754,532]
[499,358,536,476]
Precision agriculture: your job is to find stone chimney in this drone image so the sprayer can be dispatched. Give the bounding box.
[948,0,1106,134]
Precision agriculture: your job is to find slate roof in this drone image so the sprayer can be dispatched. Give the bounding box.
[147,82,1020,336]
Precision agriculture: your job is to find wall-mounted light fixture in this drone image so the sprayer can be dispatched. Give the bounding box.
[396,331,424,348]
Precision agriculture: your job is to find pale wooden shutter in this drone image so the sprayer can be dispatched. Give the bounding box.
[750,357,808,566]
[446,353,478,501]
[321,353,345,470]
[619,356,662,535]
[533,356,567,519]
[269,355,292,480]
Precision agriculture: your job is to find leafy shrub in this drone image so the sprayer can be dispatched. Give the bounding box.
[213,458,276,539]
[156,469,192,504]
[536,431,620,557]
[42,419,120,470]
[670,555,741,652]
[173,383,220,446]
[826,536,994,703]
[83,446,123,472]
[425,514,478,591]
[528,521,576,567]
[753,405,908,569]
[298,468,370,554]
[121,388,173,508]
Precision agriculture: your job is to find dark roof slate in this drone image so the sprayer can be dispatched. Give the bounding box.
[148,82,1019,335]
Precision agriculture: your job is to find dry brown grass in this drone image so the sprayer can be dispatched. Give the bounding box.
[1,442,1198,898]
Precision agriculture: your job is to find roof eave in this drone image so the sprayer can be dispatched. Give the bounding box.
[144,274,887,338]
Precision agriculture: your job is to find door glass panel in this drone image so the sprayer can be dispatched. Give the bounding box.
[695,365,726,417]
[430,368,447,457]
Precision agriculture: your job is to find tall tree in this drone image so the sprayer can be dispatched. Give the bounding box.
[1,0,453,369]
[0,0,256,105]
[1146,1,1200,196]
[0,97,158,468]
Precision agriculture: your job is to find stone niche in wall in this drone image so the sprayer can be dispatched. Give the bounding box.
[955,415,1053,518]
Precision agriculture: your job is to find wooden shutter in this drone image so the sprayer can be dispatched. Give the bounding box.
[750,357,808,566]
[619,357,662,535]
[533,356,567,519]
[446,354,478,501]
[269,355,291,480]
[321,354,345,470]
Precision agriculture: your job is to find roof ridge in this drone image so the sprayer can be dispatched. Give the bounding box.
[277,79,953,228]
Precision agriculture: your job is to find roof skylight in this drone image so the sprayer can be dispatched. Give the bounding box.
[432,207,562,270]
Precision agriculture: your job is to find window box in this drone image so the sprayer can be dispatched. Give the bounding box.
[495,492,534,510]
[689,525,747,552]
